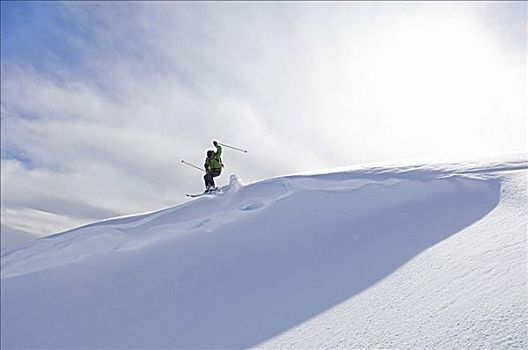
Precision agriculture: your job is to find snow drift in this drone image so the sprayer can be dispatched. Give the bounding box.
[1,156,526,349]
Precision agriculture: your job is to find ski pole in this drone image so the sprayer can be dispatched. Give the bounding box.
[181,160,205,172]
[217,142,248,154]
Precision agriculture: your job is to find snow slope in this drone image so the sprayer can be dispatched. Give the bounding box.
[0,224,38,251]
[1,156,527,349]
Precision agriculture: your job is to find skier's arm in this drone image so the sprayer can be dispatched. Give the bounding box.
[214,142,222,157]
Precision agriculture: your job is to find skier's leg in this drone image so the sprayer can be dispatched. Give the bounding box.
[204,172,212,189]
[210,170,221,189]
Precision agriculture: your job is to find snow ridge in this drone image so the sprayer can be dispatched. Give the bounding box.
[1,157,527,349]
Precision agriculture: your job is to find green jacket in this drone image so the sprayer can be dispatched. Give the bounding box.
[204,144,223,171]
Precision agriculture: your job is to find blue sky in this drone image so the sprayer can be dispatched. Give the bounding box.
[1,1,526,238]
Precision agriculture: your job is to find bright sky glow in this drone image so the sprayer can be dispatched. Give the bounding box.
[367,14,514,156]
[1,1,526,237]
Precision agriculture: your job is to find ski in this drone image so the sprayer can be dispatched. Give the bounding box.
[186,190,222,198]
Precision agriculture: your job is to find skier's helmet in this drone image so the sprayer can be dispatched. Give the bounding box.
[207,150,214,157]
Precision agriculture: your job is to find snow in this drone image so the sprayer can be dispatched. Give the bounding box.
[1,156,527,349]
[0,224,38,251]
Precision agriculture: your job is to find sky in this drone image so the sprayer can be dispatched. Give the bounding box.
[1,1,526,238]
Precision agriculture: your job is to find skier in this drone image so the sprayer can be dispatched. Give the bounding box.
[203,140,223,192]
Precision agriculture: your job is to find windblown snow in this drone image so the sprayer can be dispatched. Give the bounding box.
[1,156,527,349]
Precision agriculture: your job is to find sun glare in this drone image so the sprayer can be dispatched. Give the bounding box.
[365,15,506,156]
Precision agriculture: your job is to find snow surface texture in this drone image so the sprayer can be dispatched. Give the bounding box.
[1,157,527,349]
